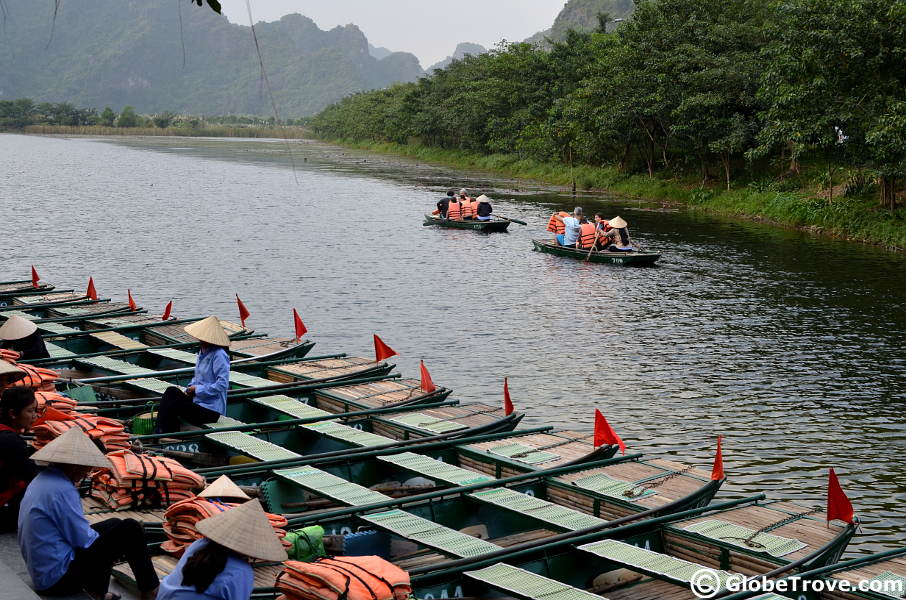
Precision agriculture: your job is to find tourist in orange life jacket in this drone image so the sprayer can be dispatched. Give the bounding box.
[446,192,463,220]
[0,388,38,532]
[434,190,456,218]
[552,207,584,246]
[578,217,598,249]
[460,190,476,219]
[591,213,611,249]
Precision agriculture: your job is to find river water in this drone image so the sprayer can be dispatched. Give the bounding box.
[2,134,904,552]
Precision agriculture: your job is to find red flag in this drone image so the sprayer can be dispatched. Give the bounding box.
[373,334,397,362]
[711,435,725,481]
[827,468,855,525]
[32,406,76,426]
[236,294,250,328]
[86,277,98,301]
[293,308,308,342]
[31,266,40,288]
[593,409,626,454]
[161,300,173,321]
[127,289,138,312]
[419,360,436,393]
[503,377,514,415]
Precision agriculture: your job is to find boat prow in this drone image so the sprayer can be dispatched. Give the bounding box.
[532,239,661,266]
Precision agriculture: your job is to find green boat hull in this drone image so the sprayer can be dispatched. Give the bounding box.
[424,215,511,232]
[532,239,661,265]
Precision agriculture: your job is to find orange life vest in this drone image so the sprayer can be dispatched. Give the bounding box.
[546,211,569,234]
[579,223,597,248]
[277,556,412,600]
[447,200,462,220]
[461,199,475,218]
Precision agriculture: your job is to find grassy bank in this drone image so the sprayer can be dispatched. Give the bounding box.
[327,139,906,251]
[21,124,310,138]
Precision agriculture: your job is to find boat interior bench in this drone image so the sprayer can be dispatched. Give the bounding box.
[466,563,606,600]
[378,452,495,486]
[469,487,605,531]
[385,411,469,434]
[272,465,392,506]
[204,430,300,462]
[578,539,735,587]
[91,330,149,351]
[361,508,501,558]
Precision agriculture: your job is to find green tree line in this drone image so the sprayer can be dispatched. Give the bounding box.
[310,0,906,210]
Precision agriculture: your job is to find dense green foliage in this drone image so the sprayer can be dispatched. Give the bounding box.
[0,0,423,117]
[311,0,906,215]
[526,0,635,44]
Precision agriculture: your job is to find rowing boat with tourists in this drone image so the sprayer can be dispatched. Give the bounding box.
[534,207,661,265]
[425,189,524,232]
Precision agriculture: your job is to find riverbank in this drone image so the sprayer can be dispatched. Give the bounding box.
[323,139,906,251]
[20,124,309,139]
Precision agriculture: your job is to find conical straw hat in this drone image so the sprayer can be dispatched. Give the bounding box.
[196,500,287,562]
[30,427,111,469]
[184,316,231,347]
[199,475,250,500]
[609,216,628,228]
[476,194,491,203]
[0,315,38,341]
[0,361,26,383]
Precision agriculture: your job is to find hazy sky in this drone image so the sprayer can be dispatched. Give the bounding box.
[219,1,565,67]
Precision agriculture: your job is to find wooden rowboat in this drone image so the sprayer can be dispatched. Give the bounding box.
[424,215,511,232]
[0,279,56,302]
[532,239,661,265]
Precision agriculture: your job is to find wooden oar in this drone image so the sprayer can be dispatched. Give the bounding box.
[494,214,527,225]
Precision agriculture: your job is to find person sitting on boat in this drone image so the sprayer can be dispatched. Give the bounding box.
[0,388,38,532]
[156,500,286,600]
[0,315,50,361]
[600,216,632,251]
[460,191,476,219]
[434,190,456,218]
[475,194,493,221]
[446,192,463,220]
[591,213,611,249]
[553,207,583,246]
[578,217,598,250]
[18,428,159,600]
[0,362,26,393]
[155,316,230,434]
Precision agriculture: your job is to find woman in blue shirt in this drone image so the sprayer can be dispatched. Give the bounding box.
[157,499,287,600]
[18,428,159,600]
[155,316,231,434]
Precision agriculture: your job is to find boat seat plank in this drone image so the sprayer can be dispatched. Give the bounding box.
[204,431,300,461]
[274,466,391,506]
[317,379,425,408]
[378,452,494,486]
[272,357,380,381]
[45,342,76,358]
[301,420,391,447]
[682,520,806,557]
[387,412,468,434]
[125,377,177,394]
[146,348,197,363]
[90,330,149,350]
[465,563,605,600]
[362,509,500,558]
[570,472,656,500]
[13,292,84,304]
[469,487,605,531]
[230,337,300,357]
[80,355,151,375]
[579,539,734,587]
[250,395,334,419]
[50,302,133,317]
[486,441,561,465]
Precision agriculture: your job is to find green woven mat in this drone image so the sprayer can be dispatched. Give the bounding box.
[867,571,906,598]
[486,442,560,465]
[571,472,655,500]
[389,412,468,434]
[683,520,806,557]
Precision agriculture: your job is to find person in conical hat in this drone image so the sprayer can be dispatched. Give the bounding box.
[0,315,50,361]
[475,194,494,221]
[600,215,633,251]
[157,500,286,600]
[18,428,159,599]
[0,361,26,391]
[199,474,250,501]
[155,316,231,434]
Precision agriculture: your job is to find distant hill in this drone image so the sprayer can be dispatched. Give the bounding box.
[0,0,424,117]
[526,0,635,45]
[427,42,488,72]
[367,43,394,60]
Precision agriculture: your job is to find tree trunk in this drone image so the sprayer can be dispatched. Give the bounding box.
[787,141,800,174]
[880,176,897,210]
[700,151,711,186]
[618,141,631,173]
[722,154,731,191]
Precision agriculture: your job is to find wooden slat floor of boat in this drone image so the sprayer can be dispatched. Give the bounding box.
[85,314,163,328]
[604,577,699,600]
[11,291,84,305]
[374,403,504,439]
[47,302,133,317]
[315,378,425,409]
[832,555,906,586]
[395,528,557,571]
[115,555,283,588]
[90,329,150,350]
[81,497,167,524]
[667,501,843,563]
[270,357,379,381]
[463,430,596,467]
[0,281,40,293]
[553,459,713,510]
[230,336,298,356]
[136,319,247,343]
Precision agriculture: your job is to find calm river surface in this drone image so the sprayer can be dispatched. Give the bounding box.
[2,134,904,552]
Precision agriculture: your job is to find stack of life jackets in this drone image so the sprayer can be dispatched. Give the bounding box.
[546,211,570,234]
[32,413,131,452]
[89,449,206,510]
[0,350,59,391]
[276,556,412,600]
[34,391,79,414]
[161,496,290,556]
